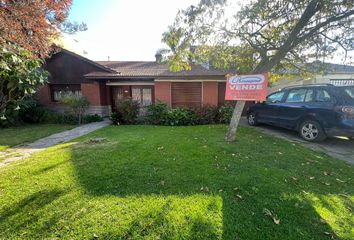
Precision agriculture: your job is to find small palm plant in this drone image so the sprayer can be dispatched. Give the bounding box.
[59,92,90,124]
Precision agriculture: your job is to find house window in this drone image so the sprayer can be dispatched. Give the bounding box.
[131,86,153,107]
[50,84,81,102]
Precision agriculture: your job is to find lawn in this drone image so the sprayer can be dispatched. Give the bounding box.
[0,125,353,239]
[0,124,74,151]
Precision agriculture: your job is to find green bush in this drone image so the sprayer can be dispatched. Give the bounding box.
[83,114,103,123]
[193,105,218,125]
[165,107,197,126]
[216,102,234,124]
[110,112,123,125]
[19,97,46,123]
[115,98,140,124]
[0,102,19,127]
[146,101,169,125]
[43,111,103,125]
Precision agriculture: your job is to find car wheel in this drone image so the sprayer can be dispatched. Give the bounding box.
[299,120,326,142]
[247,112,258,126]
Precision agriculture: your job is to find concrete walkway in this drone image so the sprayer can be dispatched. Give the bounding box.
[240,117,354,165]
[0,120,111,169]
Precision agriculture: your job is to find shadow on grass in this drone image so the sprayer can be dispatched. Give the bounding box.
[67,125,353,239]
[0,126,351,239]
[0,189,67,236]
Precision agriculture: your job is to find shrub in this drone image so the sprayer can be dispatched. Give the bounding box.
[165,107,197,126]
[146,101,169,125]
[19,97,46,123]
[0,102,19,127]
[59,93,90,124]
[115,98,140,124]
[110,112,123,125]
[193,105,218,125]
[83,114,103,123]
[217,102,234,124]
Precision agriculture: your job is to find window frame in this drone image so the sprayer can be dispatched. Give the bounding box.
[266,91,286,104]
[314,88,337,103]
[50,84,81,102]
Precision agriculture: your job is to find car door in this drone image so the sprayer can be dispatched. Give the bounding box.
[257,91,286,124]
[277,88,312,129]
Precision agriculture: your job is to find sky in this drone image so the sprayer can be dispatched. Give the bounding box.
[63,0,353,64]
[63,0,199,61]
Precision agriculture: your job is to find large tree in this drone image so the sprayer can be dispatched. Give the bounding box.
[0,0,87,58]
[0,0,86,122]
[162,0,354,141]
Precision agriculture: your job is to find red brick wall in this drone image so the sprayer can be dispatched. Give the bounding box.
[154,82,171,107]
[81,82,103,105]
[37,84,52,106]
[202,82,218,106]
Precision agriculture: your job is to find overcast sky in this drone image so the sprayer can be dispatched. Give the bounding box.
[63,0,199,61]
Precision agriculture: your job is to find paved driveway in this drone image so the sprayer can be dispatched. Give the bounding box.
[240,118,354,165]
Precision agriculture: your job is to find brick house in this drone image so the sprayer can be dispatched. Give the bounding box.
[38,49,230,116]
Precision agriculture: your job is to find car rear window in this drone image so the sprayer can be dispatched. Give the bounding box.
[334,86,354,104]
[344,87,354,99]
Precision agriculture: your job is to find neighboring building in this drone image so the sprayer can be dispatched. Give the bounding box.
[269,62,354,93]
[38,49,229,116]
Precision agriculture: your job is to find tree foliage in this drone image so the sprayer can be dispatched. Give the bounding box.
[162,0,354,74]
[162,0,354,142]
[0,0,87,58]
[0,43,48,122]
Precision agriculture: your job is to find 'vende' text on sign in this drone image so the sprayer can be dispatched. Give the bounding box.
[225,73,268,101]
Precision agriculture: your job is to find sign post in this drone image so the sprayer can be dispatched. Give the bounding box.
[225,73,268,142]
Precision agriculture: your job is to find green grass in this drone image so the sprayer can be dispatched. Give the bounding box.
[0,125,353,239]
[0,124,74,151]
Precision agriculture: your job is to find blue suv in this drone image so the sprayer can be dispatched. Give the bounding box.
[247,84,354,142]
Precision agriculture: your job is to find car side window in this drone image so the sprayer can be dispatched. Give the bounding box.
[304,89,314,102]
[285,89,307,103]
[315,89,332,102]
[266,91,285,103]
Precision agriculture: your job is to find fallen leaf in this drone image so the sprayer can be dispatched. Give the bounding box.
[292,177,298,181]
[263,208,280,225]
[336,178,345,183]
[309,177,315,180]
[236,194,242,199]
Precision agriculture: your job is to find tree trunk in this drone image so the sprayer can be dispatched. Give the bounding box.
[225,100,246,142]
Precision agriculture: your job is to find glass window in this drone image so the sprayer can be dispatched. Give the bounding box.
[53,90,81,101]
[132,88,142,103]
[286,89,307,103]
[267,91,285,103]
[344,87,354,99]
[132,87,152,107]
[315,89,332,102]
[304,89,314,102]
[142,88,152,106]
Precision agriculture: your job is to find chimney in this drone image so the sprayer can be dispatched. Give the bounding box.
[107,56,110,61]
[155,53,163,63]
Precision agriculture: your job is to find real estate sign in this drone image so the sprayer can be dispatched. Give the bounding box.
[225,73,268,101]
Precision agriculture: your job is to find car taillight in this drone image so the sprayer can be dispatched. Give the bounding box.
[341,106,354,114]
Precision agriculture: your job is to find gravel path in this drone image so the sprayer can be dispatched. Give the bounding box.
[0,120,110,169]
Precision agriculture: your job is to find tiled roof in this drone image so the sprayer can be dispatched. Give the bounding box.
[84,61,228,78]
